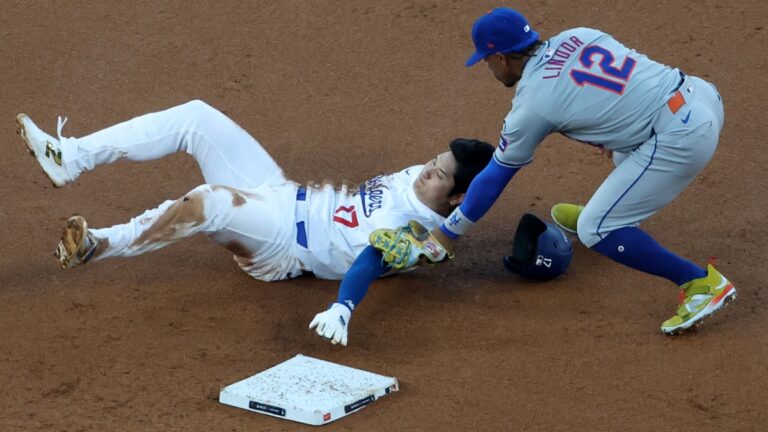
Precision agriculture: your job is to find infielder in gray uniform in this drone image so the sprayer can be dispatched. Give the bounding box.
[371,7,735,335]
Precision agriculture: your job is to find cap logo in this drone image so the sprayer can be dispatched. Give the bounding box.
[486,42,495,49]
[524,25,530,32]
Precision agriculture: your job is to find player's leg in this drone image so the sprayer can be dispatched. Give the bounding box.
[20,100,283,189]
[577,77,732,333]
[57,185,222,269]
[551,151,629,233]
[576,137,712,284]
[577,76,724,276]
[58,183,306,281]
[612,151,629,166]
[204,183,308,281]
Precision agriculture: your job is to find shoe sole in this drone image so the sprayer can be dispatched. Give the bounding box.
[550,206,577,234]
[661,285,737,335]
[16,113,68,188]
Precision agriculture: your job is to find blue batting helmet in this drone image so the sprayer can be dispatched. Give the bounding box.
[503,213,573,281]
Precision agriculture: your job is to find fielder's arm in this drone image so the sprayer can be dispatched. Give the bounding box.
[439,158,520,240]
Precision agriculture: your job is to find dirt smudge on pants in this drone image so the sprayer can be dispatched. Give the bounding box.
[132,190,206,247]
[211,185,249,207]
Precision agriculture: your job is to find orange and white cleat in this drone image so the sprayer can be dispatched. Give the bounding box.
[661,263,736,335]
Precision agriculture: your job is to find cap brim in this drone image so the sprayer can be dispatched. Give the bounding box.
[465,51,486,67]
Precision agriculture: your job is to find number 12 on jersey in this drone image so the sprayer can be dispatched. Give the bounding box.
[569,45,636,95]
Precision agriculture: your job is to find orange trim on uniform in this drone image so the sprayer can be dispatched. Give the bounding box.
[667,91,685,114]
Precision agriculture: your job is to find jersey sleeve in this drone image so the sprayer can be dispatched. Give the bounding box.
[495,99,555,167]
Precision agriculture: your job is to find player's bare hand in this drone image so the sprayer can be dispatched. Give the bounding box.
[369,220,453,270]
[309,303,351,346]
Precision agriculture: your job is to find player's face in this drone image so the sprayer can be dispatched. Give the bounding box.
[485,53,524,88]
[414,151,460,214]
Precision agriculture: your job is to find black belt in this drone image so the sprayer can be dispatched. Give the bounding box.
[673,71,686,92]
[296,187,308,248]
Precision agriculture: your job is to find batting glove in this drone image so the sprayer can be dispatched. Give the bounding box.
[369,220,453,270]
[309,303,351,346]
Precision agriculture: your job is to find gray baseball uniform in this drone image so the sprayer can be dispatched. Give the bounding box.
[495,28,724,246]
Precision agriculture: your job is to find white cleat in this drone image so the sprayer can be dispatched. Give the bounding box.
[17,113,75,187]
[56,216,99,269]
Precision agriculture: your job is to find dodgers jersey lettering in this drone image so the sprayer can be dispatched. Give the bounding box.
[496,27,682,167]
[302,165,444,279]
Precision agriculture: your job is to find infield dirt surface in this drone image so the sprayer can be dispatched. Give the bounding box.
[1,1,767,431]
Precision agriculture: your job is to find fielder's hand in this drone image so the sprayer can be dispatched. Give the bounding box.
[309,303,351,346]
[369,220,453,270]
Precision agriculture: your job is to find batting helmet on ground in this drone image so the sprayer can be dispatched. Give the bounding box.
[503,213,573,281]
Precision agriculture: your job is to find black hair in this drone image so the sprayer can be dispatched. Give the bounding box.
[448,138,495,196]
[504,40,543,59]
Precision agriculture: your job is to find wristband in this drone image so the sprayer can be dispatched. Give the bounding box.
[441,208,474,238]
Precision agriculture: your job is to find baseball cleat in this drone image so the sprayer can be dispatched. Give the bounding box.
[550,203,583,234]
[17,113,75,187]
[56,216,99,269]
[661,264,737,335]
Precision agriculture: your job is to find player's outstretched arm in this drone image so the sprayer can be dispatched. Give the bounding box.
[309,246,389,346]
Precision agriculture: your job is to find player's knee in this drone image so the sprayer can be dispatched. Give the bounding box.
[186,184,214,201]
[180,99,220,119]
[178,185,213,214]
[157,185,213,230]
[185,184,240,226]
[575,208,601,248]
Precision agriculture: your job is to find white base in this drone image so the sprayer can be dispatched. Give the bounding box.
[219,355,398,426]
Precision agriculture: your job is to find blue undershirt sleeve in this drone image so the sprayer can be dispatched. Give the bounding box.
[459,158,520,222]
[336,245,390,312]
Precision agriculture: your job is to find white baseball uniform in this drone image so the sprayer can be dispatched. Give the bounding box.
[58,100,445,280]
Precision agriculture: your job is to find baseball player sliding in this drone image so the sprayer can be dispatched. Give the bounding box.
[371,8,736,335]
[18,100,494,345]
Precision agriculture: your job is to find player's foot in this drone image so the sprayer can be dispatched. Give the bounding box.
[56,216,99,269]
[661,264,737,335]
[17,113,76,187]
[550,203,584,234]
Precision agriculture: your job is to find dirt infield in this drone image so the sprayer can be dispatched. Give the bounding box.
[2,1,767,431]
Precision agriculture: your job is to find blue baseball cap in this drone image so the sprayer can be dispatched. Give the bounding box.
[465,8,539,67]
